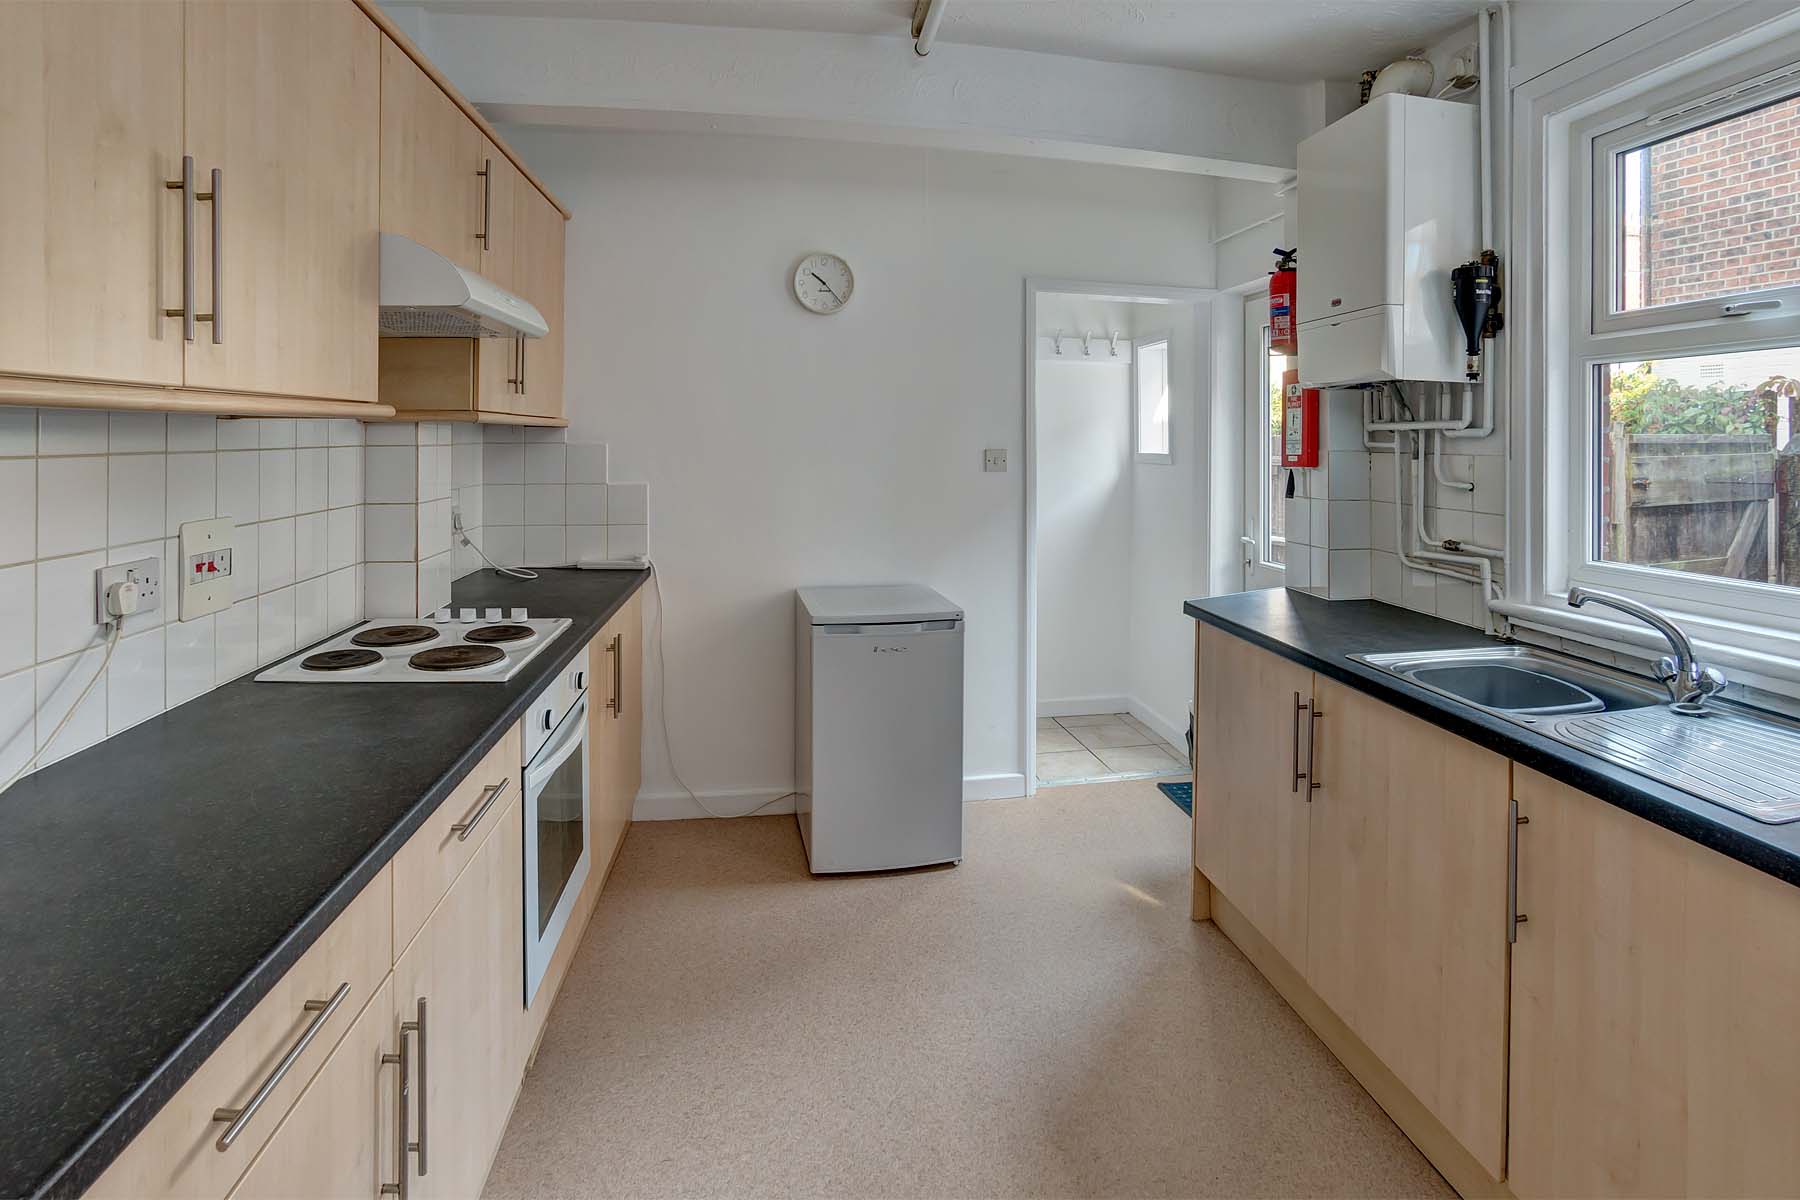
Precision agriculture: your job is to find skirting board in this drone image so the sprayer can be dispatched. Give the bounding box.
[634,773,1027,821]
[1037,695,1133,719]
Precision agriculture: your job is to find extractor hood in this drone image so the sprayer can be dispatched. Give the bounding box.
[378,233,549,339]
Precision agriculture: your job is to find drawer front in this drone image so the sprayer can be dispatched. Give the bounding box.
[392,723,522,958]
[87,868,393,1199]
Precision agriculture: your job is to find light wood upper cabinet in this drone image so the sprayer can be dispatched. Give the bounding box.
[478,136,521,293]
[380,37,482,271]
[1508,766,1800,1200]
[392,797,527,1200]
[226,977,396,1200]
[0,2,185,387]
[502,188,567,420]
[1307,676,1510,1181]
[1193,624,1312,969]
[183,0,380,402]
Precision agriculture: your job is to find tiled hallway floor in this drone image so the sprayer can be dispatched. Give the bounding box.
[1035,713,1188,787]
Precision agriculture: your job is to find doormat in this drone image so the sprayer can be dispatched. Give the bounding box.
[1157,780,1192,816]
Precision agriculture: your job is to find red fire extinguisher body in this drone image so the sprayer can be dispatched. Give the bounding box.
[1270,248,1298,356]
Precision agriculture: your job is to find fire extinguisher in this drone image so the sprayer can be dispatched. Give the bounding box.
[1269,248,1298,356]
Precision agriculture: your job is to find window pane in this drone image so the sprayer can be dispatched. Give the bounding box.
[1267,341,1291,565]
[1616,92,1800,313]
[1595,348,1799,588]
[1136,341,1170,457]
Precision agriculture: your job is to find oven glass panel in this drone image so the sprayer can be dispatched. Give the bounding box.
[535,729,586,936]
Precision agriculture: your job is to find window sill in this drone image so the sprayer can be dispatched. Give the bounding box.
[1492,597,1800,701]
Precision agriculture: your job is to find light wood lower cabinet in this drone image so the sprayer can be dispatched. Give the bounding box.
[1193,624,1312,969]
[225,977,395,1200]
[1508,767,1800,1199]
[1307,676,1510,1181]
[596,591,645,865]
[391,793,527,1200]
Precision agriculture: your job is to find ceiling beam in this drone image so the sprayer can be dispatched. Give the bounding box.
[398,8,1310,181]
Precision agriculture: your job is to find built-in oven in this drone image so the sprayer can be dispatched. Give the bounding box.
[522,658,592,1006]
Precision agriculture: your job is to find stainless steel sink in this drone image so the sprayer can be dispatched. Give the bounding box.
[1352,645,1800,825]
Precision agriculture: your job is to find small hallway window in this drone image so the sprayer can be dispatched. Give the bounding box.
[1134,335,1171,463]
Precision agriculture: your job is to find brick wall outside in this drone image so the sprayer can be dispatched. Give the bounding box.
[1642,94,1800,307]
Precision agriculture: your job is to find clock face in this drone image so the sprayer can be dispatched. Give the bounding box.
[793,253,854,314]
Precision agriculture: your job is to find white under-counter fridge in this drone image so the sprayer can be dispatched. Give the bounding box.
[794,585,964,874]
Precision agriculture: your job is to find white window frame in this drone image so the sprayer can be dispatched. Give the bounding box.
[1510,4,1800,692]
[1242,309,1287,582]
[1132,332,1173,465]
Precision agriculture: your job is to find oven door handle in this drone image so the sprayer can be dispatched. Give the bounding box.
[525,692,588,791]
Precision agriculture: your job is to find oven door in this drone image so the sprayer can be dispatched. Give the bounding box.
[523,690,591,1006]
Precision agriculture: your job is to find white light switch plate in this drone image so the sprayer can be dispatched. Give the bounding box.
[984,448,1008,472]
[179,517,236,621]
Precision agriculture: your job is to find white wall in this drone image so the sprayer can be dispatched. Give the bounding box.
[504,126,1215,816]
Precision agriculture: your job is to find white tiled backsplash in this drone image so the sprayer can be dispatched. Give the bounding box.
[468,425,649,575]
[0,409,366,779]
[1285,387,1505,629]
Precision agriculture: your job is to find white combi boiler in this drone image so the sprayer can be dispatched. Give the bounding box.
[795,585,964,874]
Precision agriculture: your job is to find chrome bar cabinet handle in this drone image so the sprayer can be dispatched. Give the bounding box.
[1508,802,1530,943]
[450,778,508,842]
[1306,706,1323,795]
[607,634,623,719]
[206,166,222,344]
[411,998,428,1176]
[518,336,527,394]
[1290,692,1309,793]
[380,1014,410,1199]
[211,981,350,1151]
[478,157,492,250]
[164,155,196,342]
[508,335,522,393]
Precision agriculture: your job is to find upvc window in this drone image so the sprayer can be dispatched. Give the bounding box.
[1563,39,1800,637]
[1133,335,1172,464]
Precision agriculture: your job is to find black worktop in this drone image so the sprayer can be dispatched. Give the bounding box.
[0,568,650,1200]
[1184,589,1800,889]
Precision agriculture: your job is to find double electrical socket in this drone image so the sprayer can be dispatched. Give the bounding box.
[94,557,162,625]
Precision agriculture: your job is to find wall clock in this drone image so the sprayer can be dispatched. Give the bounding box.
[793,252,854,314]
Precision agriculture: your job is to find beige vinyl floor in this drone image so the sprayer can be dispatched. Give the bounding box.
[1035,714,1188,788]
[483,781,1452,1200]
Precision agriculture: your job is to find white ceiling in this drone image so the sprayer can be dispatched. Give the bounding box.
[401,0,1492,82]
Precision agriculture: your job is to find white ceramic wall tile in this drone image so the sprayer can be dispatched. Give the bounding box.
[607,482,647,525]
[417,498,452,560]
[217,597,259,681]
[524,484,564,526]
[296,576,328,648]
[258,519,297,592]
[108,453,166,546]
[1308,498,1328,546]
[1432,508,1474,544]
[295,448,327,514]
[608,524,648,560]
[1470,455,1505,514]
[108,412,166,453]
[107,627,165,735]
[327,506,359,573]
[1325,452,1371,500]
[1403,565,1438,613]
[567,525,607,562]
[456,484,483,531]
[38,410,108,456]
[417,551,452,615]
[525,443,566,483]
[35,645,107,765]
[1435,575,1478,626]
[423,444,451,502]
[484,525,524,569]
[166,453,217,532]
[451,423,483,445]
[483,442,524,485]
[295,419,330,449]
[485,484,523,526]
[0,460,35,566]
[216,451,259,526]
[0,668,34,780]
[35,551,104,661]
[482,424,522,443]
[452,442,482,490]
[1285,550,1311,589]
[1284,495,1309,547]
[258,419,296,450]
[327,419,363,447]
[1369,502,1398,554]
[365,503,417,563]
[365,562,417,619]
[37,456,107,557]
[326,565,360,630]
[1328,549,1372,600]
[1326,500,1369,550]
[566,443,608,484]
[295,512,327,582]
[364,422,418,446]
[167,414,216,452]
[522,427,563,444]
[327,446,363,508]
[1473,513,1506,550]
[259,449,296,520]
[231,528,259,602]
[1370,452,1399,503]
[0,409,36,456]
[257,586,297,664]
[365,446,417,503]
[524,526,565,566]
[165,614,214,707]
[1371,550,1404,605]
[216,418,260,451]
[1432,454,1477,510]
[1309,546,1328,591]
[566,484,607,525]
[0,564,33,676]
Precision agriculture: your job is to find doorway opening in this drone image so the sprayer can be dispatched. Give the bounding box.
[1025,283,1209,790]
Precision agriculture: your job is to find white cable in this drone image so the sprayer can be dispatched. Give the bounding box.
[647,562,789,820]
[0,622,122,797]
[455,523,538,580]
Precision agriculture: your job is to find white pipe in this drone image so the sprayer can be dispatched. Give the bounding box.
[1477,6,1493,252]
[1364,391,1399,452]
[1432,431,1474,491]
[1391,438,1488,590]
[1210,211,1283,245]
[913,0,949,55]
